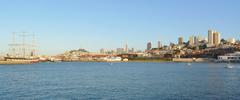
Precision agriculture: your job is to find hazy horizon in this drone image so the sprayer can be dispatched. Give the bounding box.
[0,0,240,55]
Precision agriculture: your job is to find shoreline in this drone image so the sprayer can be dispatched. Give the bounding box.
[1,58,237,65]
[0,61,34,65]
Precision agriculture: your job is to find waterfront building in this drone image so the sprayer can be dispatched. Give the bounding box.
[147,42,152,50]
[178,37,184,45]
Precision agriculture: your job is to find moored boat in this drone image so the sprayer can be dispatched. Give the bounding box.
[217,52,240,63]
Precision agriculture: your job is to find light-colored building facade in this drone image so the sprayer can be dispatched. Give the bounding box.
[116,48,124,54]
[208,29,221,46]
[158,41,162,48]
[100,48,105,54]
[189,36,194,46]
[213,32,221,45]
[228,38,236,44]
[178,37,184,45]
[208,30,214,45]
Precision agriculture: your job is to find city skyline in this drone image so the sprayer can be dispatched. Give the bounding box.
[0,0,240,55]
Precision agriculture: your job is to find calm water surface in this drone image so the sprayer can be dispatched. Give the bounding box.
[0,62,240,100]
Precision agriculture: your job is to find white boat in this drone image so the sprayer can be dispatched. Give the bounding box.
[218,52,240,63]
[187,63,192,66]
[103,56,122,62]
[224,65,233,69]
[225,61,234,69]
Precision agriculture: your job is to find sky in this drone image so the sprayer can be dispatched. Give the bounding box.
[0,0,240,55]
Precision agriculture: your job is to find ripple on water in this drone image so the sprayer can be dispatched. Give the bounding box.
[0,62,240,99]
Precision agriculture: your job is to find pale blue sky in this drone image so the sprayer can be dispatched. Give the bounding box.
[0,0,240,55]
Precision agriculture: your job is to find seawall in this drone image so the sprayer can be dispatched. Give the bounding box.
[172,58,212,62]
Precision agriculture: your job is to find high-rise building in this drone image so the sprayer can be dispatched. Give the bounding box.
[194,36,199,50]
[197,35,203,41]
[194,36,199,45]
[116,48,124,54]
[228,38,236,44]
[158,41,162,48]
[147,42,152,50]
[124,43,128,53]
[189,36,194,46]
[100,48,105,54]
[213,32,221,45]
[208,30,214,45]
[208,29,221,46]
[178,37,184,45]
[204,37,208,42]
[131,48,135,53]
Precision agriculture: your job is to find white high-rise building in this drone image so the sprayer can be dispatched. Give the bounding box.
[208,30,214,45]
[189,36,194,46]
[158,41,162,48]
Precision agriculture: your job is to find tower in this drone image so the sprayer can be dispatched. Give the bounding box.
[147,42,152,50]
[213,32,221,45]
[178,37,184,45]
[124,43,128,53]
[208,30,214,45]
[189,36,194,46]
[158,41,162,48]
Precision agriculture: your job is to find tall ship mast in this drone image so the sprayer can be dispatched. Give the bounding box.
[8,32,37,59]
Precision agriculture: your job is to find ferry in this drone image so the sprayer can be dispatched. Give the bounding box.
[217,52,240,63]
